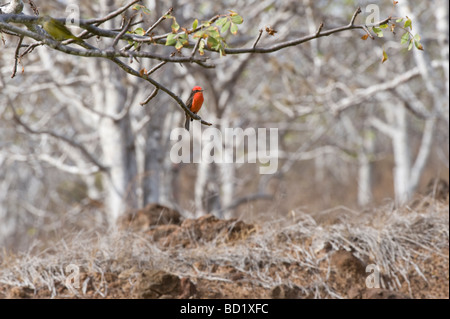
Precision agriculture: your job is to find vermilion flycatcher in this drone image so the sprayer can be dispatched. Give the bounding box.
[184,86,204,131]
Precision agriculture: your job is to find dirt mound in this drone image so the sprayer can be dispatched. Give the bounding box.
[0,200,448,299]
[119,203,182,231]
[146,214,256,247]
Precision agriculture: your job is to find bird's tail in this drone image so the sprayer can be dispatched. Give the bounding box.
[184,113,190,131]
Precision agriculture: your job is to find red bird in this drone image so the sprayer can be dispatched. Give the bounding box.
[184,86,204,131]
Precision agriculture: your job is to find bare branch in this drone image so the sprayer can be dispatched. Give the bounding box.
[369,117,397,138]
[252,29,263,49]
[11,34,23,78]
[315,22,324,36]
[190,37,202,58]
[85,0,141,25]
[140,87,159,106]
[146,7,172,35]
[38,154,100,175]
[147,61,167,75]
[350,7,362,26]
[329,64,446,115]
[8,104,107,172]
[122,7,173,52]
[112,16,132,49]
[362,25,375,39]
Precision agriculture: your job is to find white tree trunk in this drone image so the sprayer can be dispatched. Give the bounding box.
[391,105,412,204]
[97,79,137,223]
[358,129,375,206]
[143,121,161,204]
[434,0,449,100]
[93,0,137,224]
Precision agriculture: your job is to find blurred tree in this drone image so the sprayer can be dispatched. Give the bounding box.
[0,0,446,251]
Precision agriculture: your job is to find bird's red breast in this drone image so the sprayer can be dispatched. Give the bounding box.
[190,86,204,113]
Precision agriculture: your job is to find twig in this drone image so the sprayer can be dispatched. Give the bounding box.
[350,7,362,26]
[85,0,141,25]
[27,0,39,16]
[315,22,324,36]
[11,35,23,78]
[146,7,172,35]
[252,29,263,49]
[122,7,173,52]
[190,37,202,58]
[19,42,41,57]
[112,16,132,48]
[140,87,159,106]
[147,61,166,75]
[362,25,375,39]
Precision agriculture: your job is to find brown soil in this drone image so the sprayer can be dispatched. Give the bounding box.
[0,199,448,299]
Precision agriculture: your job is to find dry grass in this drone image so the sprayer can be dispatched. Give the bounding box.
[0,196,448,299]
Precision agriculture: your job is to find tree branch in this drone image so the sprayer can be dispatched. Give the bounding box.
[331,61,444,115]
[85,0,141,25]
[8,104,107,172]
[11,34,23,78]
[105,56,212,126]
[252,29,263,48]
[38,154,101,175]
[222,11,392,55]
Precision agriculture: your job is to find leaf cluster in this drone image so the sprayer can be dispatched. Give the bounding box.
[165,10,244,56]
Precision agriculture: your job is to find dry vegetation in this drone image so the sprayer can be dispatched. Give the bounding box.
[0,196,448,299]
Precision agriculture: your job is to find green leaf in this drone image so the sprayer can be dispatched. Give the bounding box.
[404,18,412,30]
[178,33,188,42]
[171,18,180,32]
[413,34,423,50]
[221,21,231,34]
[215,17,228,27]
[133,4,151,14]
[382,48,388,63]
[165,33,177,46]
[414,40,423,50]
[372,27,383,37]
[230,23,238,35]
[408,39,414,51]
[198,39,205,55]
[194,30,206,39]
[231,15,243,24]
[175,40,183,50]
[400,32,410,44]
[133,27,145,36]
[206,26,220,38]
[192,19,198,30]
[207,36,219,49]
[396,18,404,23]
